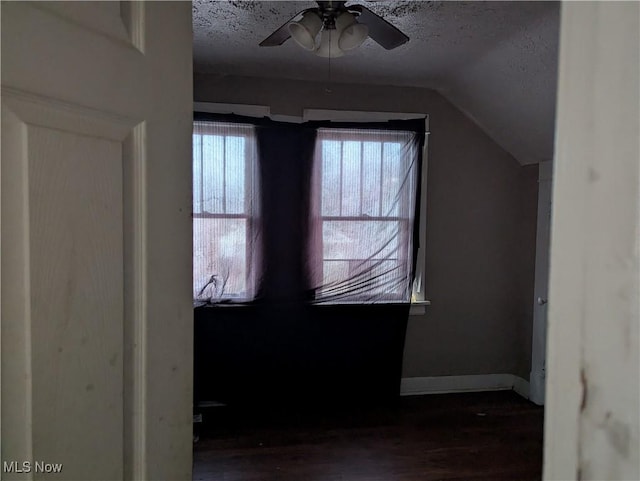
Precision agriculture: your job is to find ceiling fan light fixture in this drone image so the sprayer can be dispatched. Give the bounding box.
[315,29,344,58]
[289,11,323,51]
[339,22,369,51]
[259,3,409,52]
[315,11,359,58]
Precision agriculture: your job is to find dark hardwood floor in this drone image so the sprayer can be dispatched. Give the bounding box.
[193,391,544,481]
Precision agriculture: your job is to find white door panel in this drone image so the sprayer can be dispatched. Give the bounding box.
[1,2,192,480]
[30,123,124,480]
[544,2,639,479]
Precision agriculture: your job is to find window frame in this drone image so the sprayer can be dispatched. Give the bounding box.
[192,120,257,301]
[315,130,415,302]
[305,109,430,314]
[192,105,431,312]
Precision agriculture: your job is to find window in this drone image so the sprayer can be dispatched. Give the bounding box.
[314,128,420,303]
[192,114,425,306]
[192,121,258,302]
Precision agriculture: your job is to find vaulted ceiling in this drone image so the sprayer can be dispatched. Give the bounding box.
[193,1,560,165]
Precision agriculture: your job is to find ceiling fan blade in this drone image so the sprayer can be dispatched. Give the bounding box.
[259,8,314,47]
[348,5,409,50]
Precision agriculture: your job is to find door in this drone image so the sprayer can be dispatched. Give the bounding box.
[1,2,193,480]
[544,2,639,479]
[529,160,552,406]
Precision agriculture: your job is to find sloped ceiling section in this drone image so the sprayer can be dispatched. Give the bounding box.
[441,6,560,165]
[193,1,560,165]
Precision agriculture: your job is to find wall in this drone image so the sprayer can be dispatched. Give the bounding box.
[194,73,538,381]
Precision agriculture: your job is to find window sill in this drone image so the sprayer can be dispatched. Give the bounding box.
[195,300,431,313]
[409,300,431,316]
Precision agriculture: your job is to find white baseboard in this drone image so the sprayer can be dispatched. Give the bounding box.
[512,375,531,399]
[401,374,530,399]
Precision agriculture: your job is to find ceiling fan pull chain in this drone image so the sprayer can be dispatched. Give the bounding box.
[328,29,332,82]
[326,30,333,93]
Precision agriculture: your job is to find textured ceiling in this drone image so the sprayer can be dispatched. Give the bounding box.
[193,1,560,164]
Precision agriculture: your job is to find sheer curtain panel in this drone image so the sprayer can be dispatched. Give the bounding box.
[193,120,260,303]
[192,115,424,305]
[310,128,421,303]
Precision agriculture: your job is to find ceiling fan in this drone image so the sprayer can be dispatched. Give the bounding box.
[259,1,409,58]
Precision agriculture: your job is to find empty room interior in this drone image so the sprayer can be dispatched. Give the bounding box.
[191,1,558,480]
[2,1,638,480]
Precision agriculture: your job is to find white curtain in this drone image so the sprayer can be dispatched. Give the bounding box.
[193,120,422,304]
[192,121,260,302]
[310,128,420,303]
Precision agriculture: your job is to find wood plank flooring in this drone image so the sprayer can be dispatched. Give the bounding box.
[193,391,543,481]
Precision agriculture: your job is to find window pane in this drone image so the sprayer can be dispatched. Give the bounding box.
[193,134,202,213]
[315,128,419,303]
[322,260,350,287]
[381,142,402,216]
[202,134,224,213]
[362,142,382,216]
[321,140,341,216]
[225,136,245,214]
[341,141,361,216]
[193,218,247,300]
[323,220,400,260]
[193,121,257,303]
[321,259,405,298]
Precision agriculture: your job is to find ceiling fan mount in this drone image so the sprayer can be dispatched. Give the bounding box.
[259,1,409,57]
[316,1,348,29]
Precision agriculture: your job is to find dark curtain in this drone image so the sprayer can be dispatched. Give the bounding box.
[254,122,317,302]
